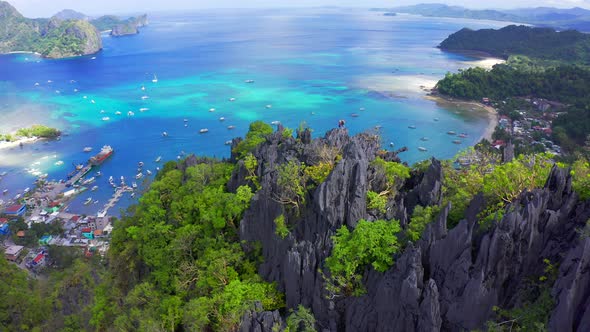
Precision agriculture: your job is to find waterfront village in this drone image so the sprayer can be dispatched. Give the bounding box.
[0,145,142,274]
[483,96,564,156]
[0,95,568,273]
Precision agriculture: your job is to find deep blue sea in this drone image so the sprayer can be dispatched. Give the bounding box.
[0,9,510,215]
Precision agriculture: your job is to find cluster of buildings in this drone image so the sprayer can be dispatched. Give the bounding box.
[488,97,563,155]
[2,197,112,269]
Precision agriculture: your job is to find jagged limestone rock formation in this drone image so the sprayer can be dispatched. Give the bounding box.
[237,127,590,331]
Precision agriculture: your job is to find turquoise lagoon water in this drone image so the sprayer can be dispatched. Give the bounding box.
[0,9,511,215]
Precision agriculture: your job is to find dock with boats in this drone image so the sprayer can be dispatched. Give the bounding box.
[98,186,133,217]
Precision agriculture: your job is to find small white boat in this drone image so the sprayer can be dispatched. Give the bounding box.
[55,160,64,166]
[83,96,88,99]
[227,125,236,130]
[91,99,96,104]
[47,80,53,83]
[83,147,93,152]
[96,171,102,177]
[84,197,92,205]
[209,108,216,112]
[135,173,143,179]
[2,189,8,194]
[55,90,61,94]
[271,121,280,125]
[127,111,135,116]
[141,96,149,100]
[141,85,146,91]
[139,108,149,112]
[351,113,359,118]
[146,170,152,175]
[74,88,78,92]
[93,200,99,204]
[132,182,137,189]
[108,176,114,182]
[229,98,236,102]
[447,131,456,135]
[102,117,110,121]
[24,188,30,194]
[155,156,162,163]
[434,118,439,122]
[91,186,98,191]
[34,82,40,86]
[152,74,158,83]
[408,125,416,129]
[83,177,95,185]
[359,107,365,111]
[420,137,429,141]
[162,132,168,137]
[100,110,105,114]
[183,119,188,122]
[418,147,428,152]
[266,105,272,109]
[120,176,125,182]
[91,56,96,60]
[452,140,462,144]
[0,172,6,176]
[245,79,255,83]
[389,142,394,147]
[138,161,144,167]
[115,111,122,115]
[225,140,232,145]
[199,128,209,134]
[14,194,21,200]
[219,117,225,121]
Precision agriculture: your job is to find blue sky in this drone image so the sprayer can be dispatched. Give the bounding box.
[7,0,590,17]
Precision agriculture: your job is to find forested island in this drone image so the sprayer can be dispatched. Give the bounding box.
[378,4,590,32]
[1,122,590,331]
[439,25,590,64]
[0,125,60,142]
[0,1,147,58]
[435,25,590,157]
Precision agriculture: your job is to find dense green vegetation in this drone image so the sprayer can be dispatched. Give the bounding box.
[439,25,590,64]
[325,219,401,297]
[0,1,105,58]
[0,250,103,331]
[0,125,60,141]
[233,121,274,158]
[436,63,590,149]
[92,159,283,331]
[15,125,61,138]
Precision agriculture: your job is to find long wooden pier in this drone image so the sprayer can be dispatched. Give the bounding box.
[98,186,133,217]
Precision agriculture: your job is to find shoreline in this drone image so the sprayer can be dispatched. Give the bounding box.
[0,137,45,151]
[424,92,499,142]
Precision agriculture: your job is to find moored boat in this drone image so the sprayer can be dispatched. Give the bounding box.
[88,146,114,166]
[199,128,209,134]
[418,147,428,152]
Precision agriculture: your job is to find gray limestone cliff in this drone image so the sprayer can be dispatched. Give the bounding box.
[235,127,590,331]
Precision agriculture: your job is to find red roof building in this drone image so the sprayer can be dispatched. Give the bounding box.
[4,204,26,216]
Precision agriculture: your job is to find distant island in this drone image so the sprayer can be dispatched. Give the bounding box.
[438,25,590,64]
[0,1,148,58]
[377,4,590,32]
[91,14,148,36]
